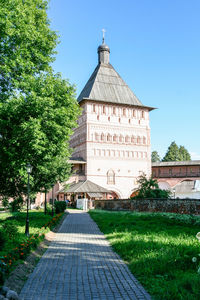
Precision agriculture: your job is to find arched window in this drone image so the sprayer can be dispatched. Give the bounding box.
[107,169,115,185]
[103,105,106,114]
[123,108,126,116]
[137,136,141,144]
[107,133,112,142]
[113,134,117,142]
[101,133,105,141]
[141,111,145,119]
[131,135,136,144]
[119,135,124,143]
[125,135,130,143]
[95,132,99,141]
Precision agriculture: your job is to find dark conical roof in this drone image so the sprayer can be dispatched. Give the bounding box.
[77,43,154,110]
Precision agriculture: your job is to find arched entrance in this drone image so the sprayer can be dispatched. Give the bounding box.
[107,190,120,199]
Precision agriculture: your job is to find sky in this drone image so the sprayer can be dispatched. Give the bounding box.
[48,0,200,160]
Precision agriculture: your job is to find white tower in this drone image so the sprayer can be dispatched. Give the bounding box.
[70,39,154,198]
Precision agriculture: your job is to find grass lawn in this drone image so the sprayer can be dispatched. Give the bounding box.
[89,210,200,300]
[0,210,52,256]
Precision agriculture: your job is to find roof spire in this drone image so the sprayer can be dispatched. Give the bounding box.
[102,28,106,44]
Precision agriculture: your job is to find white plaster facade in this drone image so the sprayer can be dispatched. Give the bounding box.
[70,100,152,198]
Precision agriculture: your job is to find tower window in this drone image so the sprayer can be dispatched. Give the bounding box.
[107,169,115,185]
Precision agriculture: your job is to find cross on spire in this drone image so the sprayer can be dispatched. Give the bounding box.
[102,28,106,44]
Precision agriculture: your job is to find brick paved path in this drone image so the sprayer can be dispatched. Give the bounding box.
[20,210,151,300]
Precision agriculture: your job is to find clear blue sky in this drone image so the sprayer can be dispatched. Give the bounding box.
[48,0,200,160]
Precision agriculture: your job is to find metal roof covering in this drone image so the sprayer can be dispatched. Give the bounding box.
[63,180,110,194]
[68,158,86,164]
[152,160,200,167]
[77,61,154,110]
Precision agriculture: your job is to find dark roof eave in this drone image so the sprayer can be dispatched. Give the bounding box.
[152,160,200,167]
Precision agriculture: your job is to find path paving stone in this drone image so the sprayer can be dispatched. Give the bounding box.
[20,210,151,300]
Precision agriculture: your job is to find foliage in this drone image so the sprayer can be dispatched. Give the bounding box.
[162,141,191,162]
[1,222,19,240]
[90,210,200,299]
[151,151,160,162]
[0,230,6,248]
[9,197,24,212]
[0,0,80,199]
[132,173,171,199]
[54,201,67,214]
[0,259,6,287]
[191,232,200,274]
[2,197,9,209]
[0,210,64,286]
[179,145,191,161]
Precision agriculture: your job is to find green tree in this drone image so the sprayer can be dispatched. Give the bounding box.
[162,142,191,162]
[0,0,80,198]
[179,145,191,161]
[162,141,180,161]
[132,173,171,199]
[151,151,160,162]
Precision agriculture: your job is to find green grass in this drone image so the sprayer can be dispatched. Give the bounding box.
[0,210,52,256]
[89,210,200,300]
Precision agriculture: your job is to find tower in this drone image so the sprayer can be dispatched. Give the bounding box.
[70,39,154,198]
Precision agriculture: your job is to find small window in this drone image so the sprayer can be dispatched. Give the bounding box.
[103,106,106,114]
[119,135,124,143]
[125,135,130,143]
[95,133,99,141]
[131,136,136,144]
[113,134,117,142]
[132,110,136,117]
[93,105,96,113]
[123,108,126,116]
[137,136,141,144]
[143,136,146,144]
[141,111,145,119]
[113,107,116,115]
[101,133,105,141]
[107,134,112,142]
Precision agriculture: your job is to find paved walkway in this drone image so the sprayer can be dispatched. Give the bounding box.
[20,210,151,300]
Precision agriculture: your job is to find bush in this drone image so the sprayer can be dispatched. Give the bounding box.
[9,196,24,212]
[0,259,6,287]
[2,197,9,209]
[2,222,18,240]
[54,201,67,213]
[132,173,171,199]
[0,230,6,248]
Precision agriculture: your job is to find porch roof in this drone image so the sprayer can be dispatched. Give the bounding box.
[59,180,110,194]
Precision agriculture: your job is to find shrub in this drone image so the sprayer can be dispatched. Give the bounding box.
[132,173,171,199]
[54,201,67,213]
[2,197,9,209]
[0,259,7,287]
[9,196,24,212]
[2,222,18,240]
[0,230,6,248]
